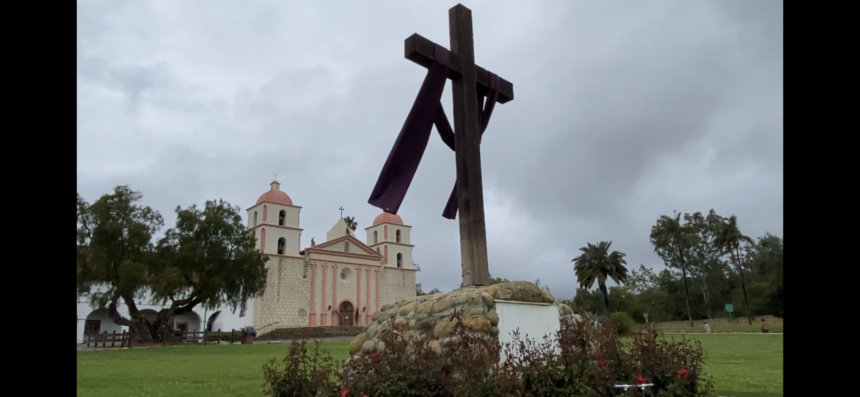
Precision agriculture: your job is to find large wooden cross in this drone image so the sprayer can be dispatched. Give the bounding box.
[405,4,514,286]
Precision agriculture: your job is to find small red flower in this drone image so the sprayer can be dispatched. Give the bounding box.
[635,376,647,385]
[678,369,689,377]
[598,360,607,368]
[339,388,349,397]
[369,352,380,359]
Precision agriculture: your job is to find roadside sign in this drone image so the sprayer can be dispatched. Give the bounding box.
[725,304,733,313]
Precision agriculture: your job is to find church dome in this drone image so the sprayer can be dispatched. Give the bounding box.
[256,180,293,206]
[373,212,403,226]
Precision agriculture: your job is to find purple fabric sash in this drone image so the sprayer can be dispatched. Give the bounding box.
[368,45,500,219]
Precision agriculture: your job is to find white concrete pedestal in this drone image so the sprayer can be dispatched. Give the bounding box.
[495,300,561,361]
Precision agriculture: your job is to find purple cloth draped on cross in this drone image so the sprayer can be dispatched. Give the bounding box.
[368,45,500,219]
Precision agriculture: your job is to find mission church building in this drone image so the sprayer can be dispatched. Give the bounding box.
[76,180,417,343]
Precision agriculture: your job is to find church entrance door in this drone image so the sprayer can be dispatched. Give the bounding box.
[338,301,354,326]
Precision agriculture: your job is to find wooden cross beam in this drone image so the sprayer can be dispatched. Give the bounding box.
[404,33,514,104]
[405,4,514,287]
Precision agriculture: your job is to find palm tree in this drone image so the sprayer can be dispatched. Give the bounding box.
[572,241,629,316]
[714,215,755,325]
[650,213,698,327]
[343,216,357,231]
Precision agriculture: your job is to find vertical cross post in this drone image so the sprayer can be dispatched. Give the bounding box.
[449,4,489,286]
[339,206,344,219]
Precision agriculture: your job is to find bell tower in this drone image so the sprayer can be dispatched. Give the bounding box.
[365,212,414,268]
[247,180,303,257]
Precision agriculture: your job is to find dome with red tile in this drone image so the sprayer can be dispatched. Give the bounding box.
[373,212,403,226]
[256,180,293,206]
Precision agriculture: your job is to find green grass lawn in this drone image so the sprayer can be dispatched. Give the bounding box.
[77,335,782,397]
[655,316,784,334]
[675,335,783,397]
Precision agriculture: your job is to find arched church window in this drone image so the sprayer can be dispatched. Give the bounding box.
[261,229,267,251]
[396,230,401,243]
[254,211,258,226]
[277,238,286,255]
[279,210,286,226]
[374,230,378,244]
[345,242,350,252]
[397,253,403,268]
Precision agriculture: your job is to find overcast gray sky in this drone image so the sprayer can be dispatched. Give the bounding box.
[77,0,783,300]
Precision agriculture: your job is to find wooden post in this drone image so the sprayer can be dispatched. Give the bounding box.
[449,4,489,286]
[398,5,514,287]
[102,331,107,348]
[231,329,235,344]
[111,330,116,348]
[129,331,133,349]
[217,328,221,345]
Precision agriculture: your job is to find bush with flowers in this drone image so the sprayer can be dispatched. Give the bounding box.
[262,310,713,396]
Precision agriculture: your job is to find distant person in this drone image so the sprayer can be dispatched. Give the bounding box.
[760,318,769,333]
[703,321,712,334]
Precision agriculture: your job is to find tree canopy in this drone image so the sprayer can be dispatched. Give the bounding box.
[568,209,782,326]
[572,241,628,316]
[77,185,269,341]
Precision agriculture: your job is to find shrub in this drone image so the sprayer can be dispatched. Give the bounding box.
[262,340,341,397]
[340,310,506,396]
[609,311,636,336]
[620,324,713,396]
[204,331,241,343]
[263,310,713,397]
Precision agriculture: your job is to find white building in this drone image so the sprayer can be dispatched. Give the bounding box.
[76,180,417,343]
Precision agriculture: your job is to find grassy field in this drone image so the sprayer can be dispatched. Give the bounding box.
[655,315,784,334]
[77,334,782,397]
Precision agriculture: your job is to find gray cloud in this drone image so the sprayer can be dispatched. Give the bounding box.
[77,0,783,300]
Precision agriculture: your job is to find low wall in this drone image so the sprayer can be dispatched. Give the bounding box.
[258,325,364,341]
[349,281,578,357]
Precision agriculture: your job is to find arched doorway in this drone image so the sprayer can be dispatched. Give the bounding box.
[207,311,222,332]
[138,309,158,324]
[173,311,202,341]
[338,301,354,326]
[83,309,122,339]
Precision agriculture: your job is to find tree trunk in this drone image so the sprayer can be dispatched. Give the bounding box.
[701,285,712,319]
[677,248,694,327]
[700,274,712,320]
[598,281,610,317]
[733,246,753,325]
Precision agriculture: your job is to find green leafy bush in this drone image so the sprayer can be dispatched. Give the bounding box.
[263,310,713,396]
[204,331,241,343]
[262,340,341,397]
[609,311,636,336]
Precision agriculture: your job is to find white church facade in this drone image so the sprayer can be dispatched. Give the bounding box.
[76,180,417,343]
